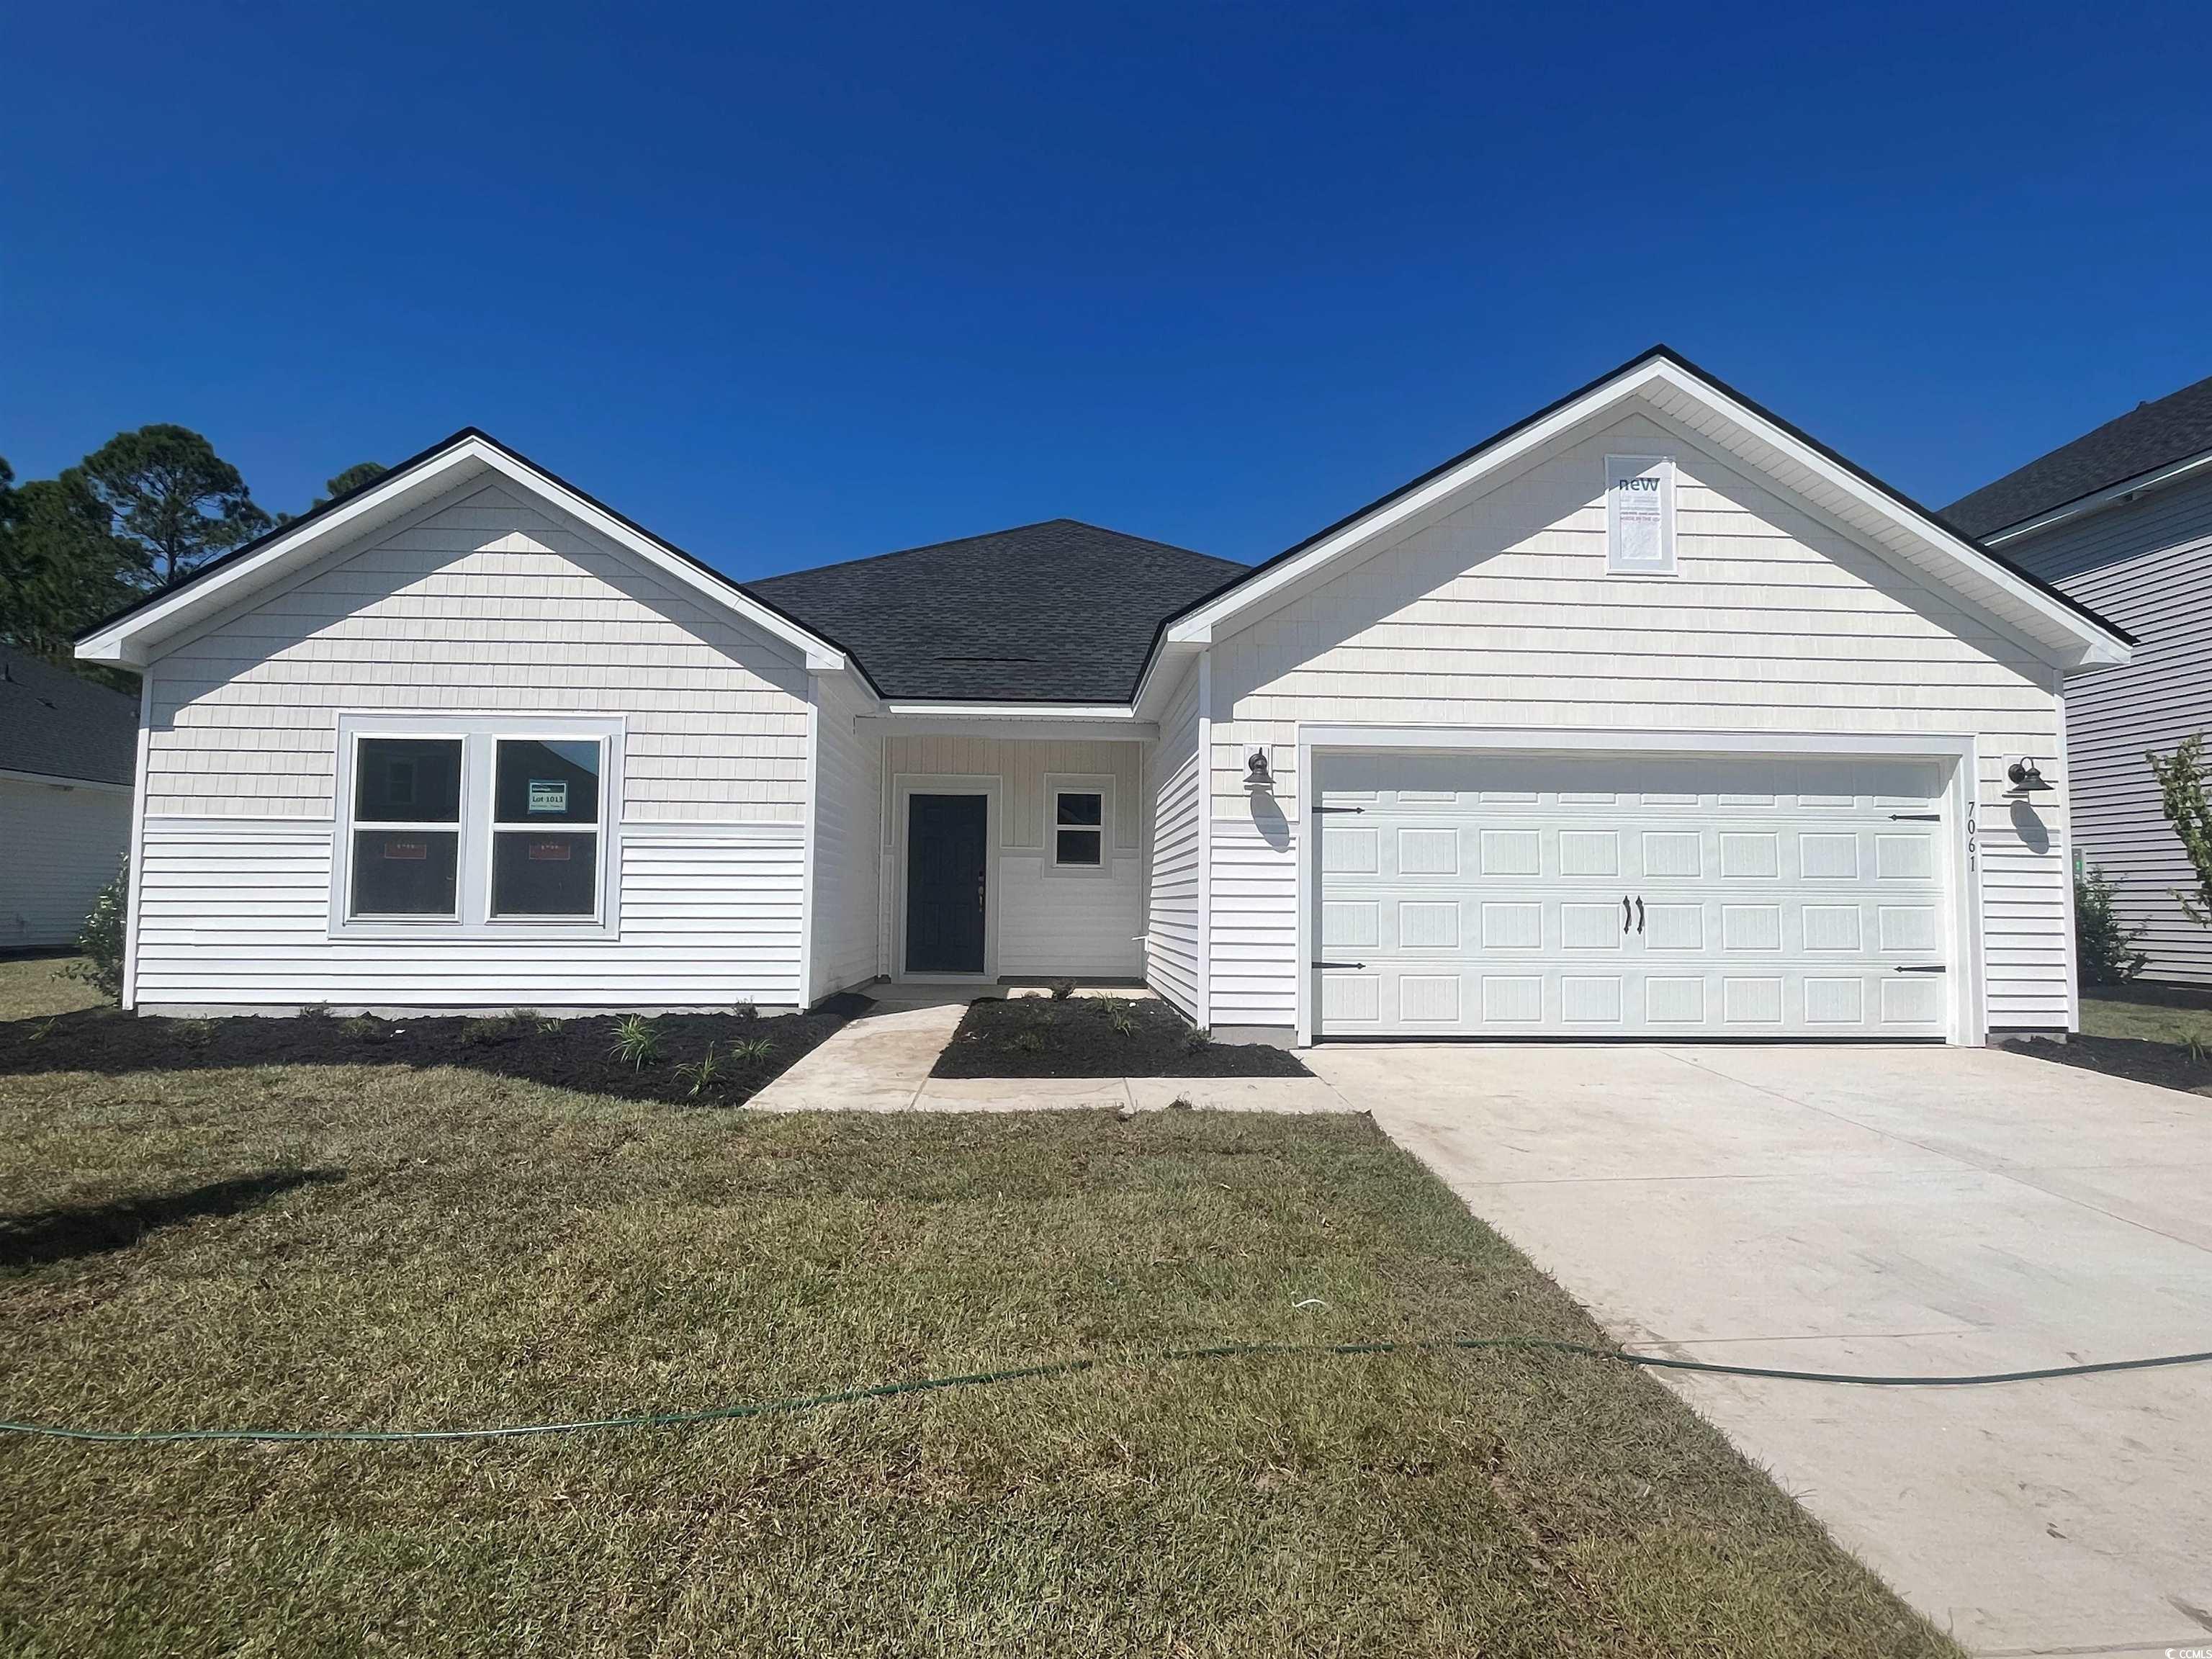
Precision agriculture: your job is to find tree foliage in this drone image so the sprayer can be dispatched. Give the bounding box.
[2149,732,2212,927]
[2074,864,2148,984]
[279,461,388,524]
[0,463,146,675]
[73,424,272,588]
[66,860,131,1002]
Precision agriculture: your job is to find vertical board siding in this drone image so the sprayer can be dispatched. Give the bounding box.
[2001,477,2212,985]
[1205,409,2072,1030]
[1142,663,1202,1018]
[0,778,133,950]
[883,733,1144,978]
[143,481,811,822]
[134,819,804,1010]
[809,676,883,998]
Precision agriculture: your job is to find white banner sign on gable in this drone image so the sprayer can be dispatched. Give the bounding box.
[1606,455,1676,575]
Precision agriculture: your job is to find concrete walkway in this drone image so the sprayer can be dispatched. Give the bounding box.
[749,992,1355,1115]
[1308,1042,2212,1658]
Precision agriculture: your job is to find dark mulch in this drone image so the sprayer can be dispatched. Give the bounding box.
[932,995,1310,1079]
[2002,1031,2212,1097]
[0,994,872,1107]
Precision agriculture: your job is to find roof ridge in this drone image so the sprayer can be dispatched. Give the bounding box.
[749,518,1233,588]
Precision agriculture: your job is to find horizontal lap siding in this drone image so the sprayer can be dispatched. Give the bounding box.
[135,820,803,1010]
[0,779,132,950]
[2003,478,2212,986]
[133,480,816,1010]
[1143,664,1202,1018]
[1207,409,2071,1030]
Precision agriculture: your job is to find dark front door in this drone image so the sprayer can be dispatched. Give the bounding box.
[905,793,988,974]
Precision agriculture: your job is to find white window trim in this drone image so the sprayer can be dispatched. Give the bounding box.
[1044,773,1114,877]
[331,712,626,941]
[1605,454,1677,576]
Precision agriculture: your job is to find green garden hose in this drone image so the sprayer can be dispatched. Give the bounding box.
[4,1336,2208,1446]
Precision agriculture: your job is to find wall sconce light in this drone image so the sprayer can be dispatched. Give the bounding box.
[1244,747,1273,790]
[2007,758,2054,795]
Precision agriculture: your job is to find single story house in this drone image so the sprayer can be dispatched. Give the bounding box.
[1945,370,2212,984]
[0,647,138,951]
[76,348,2131,1043]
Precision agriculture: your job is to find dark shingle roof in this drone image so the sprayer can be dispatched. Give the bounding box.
[1946,371,2212,539]
[0,648,138,786]
[749,519,1245,702]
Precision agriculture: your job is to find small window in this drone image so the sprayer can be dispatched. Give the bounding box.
[350,737,463,917]
[1053,790,1104,868]
[490,739,603,918]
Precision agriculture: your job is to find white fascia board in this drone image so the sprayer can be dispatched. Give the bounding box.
[860,714,1157,742]
[1982,445,2212,547]
[76,435,848,675]
[1164,358,2132,671]
[879,701,1147,721]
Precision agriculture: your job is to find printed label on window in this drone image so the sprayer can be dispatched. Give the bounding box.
[1606,455,1676,574]
[384,838,428,861]
[527,839,572,861]
[528,780,569,814]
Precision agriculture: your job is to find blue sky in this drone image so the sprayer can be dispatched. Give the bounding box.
[4,1,2208,580]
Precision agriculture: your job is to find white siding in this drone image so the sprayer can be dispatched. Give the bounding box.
[0,777,133,951]
[144,480,811,822]
[2001,476,2212,985]
[809,674,884,999]
[1141,662,1202,1019]
[134,818,802,1012]
[882,734,1143,979]
[131,482,816,1012]
[1205,408,2072,1033]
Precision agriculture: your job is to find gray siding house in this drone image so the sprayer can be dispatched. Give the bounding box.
[0,648,138,951]
[1947,374,2212,985]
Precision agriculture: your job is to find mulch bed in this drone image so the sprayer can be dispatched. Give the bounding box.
[0,994,873,1107]
[2002,1032,2212,1097]
[932,995,1310,1079]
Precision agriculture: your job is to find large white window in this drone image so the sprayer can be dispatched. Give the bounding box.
[334,716,621,937]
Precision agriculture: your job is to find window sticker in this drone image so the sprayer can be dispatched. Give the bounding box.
[528,779,568,814]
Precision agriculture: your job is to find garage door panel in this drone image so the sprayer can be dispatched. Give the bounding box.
[1316,753,1951,1039]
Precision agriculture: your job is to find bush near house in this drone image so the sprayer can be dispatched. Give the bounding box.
[2074,865,2149,986]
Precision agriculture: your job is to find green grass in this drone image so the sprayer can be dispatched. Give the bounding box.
[2080,982,2212,1048]
[0,956,103,1022]
[0,1048,1956,1656]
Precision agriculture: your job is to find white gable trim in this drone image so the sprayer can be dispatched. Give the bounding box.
[1164,355,2132,672]
[76,433,849,675]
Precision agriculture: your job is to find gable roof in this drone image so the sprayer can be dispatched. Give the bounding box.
[75,429,858,682]
[751,521,1244,702]
[1944,370,2212,540]
[0,647,138,786]
[1142,345,2131,695]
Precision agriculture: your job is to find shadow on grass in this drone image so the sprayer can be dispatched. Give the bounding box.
[0,995,872,1108]
[0,1169,348,1269]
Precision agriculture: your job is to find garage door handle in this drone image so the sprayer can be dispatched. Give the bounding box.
[1635,896,1645,935]
[1622,896,1632,933]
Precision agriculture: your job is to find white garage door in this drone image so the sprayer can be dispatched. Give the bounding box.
[1315,753,1954,1039]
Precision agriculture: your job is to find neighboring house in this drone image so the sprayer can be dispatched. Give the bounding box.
[0,647,138,952]
[1946,372,2212,986]
[76,348,2129,1043]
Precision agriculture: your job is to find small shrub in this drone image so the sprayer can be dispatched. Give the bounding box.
[462,1016,513,1047]
[173,1017,215,1050]
[1012,1030,1046,1053]
[508,1008,561,1035]
[298,1002,334,1022]
[728,1035,775,1064]
[340,1015,387,1043]
[2075,865,2149,986]
[1103,998,1138,1037]
[675,1045,724,1097]
[1184,1025,1213,1053]
[63,860,130,1002]
[1048,978,1076,1002]
[610,1015,664,1070]
[730,999,760,1022]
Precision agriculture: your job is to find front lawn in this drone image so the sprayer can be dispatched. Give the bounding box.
[2005,982,2212,1097]
[0,1048,1953,1655]
[935,993,1312,1078]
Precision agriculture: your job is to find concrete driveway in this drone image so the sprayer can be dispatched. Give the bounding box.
[1308,1042,2212,1659]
